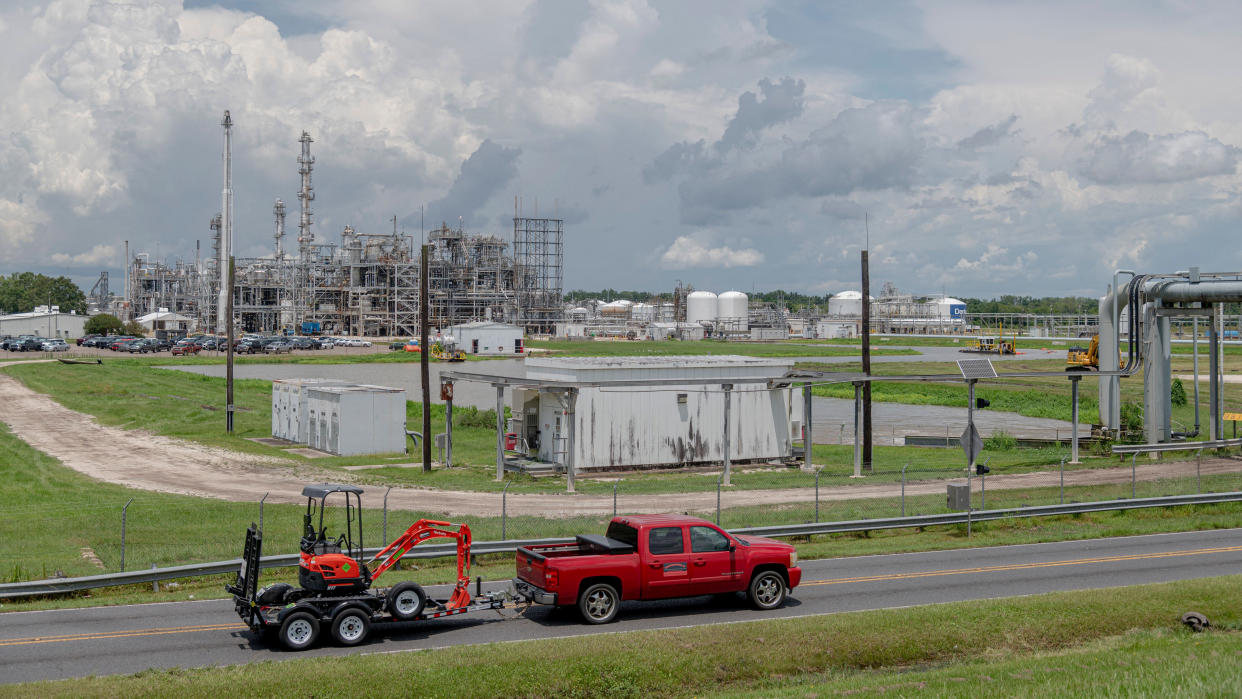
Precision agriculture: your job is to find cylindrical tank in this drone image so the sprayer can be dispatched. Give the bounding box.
[631,303,655,322]
[686,291,718,325]
[828,290,869,317]
[600,300,633,318]
[568,307,589,321]
[717,291,749,331]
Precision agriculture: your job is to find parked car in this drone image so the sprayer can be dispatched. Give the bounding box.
[126,338,160,354]
[511,514,801,624]
[153,338,173,351]
[109,337,137,351]
[77,334,100,347]
[170,340,202,356]
[235,338,265,354]
[15,337,46,351]
[200,337,220,351]
[41,339,70,352]
[264,340,293,354]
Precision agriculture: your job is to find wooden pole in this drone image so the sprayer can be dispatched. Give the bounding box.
[420,245,431,472]
[226,256,235,433]
[861,249,872,471]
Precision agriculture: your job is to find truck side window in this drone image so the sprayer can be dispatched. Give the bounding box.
[648,527,684,555]
[690,526,731,553]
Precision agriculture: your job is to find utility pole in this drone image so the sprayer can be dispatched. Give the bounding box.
[226,256,235,434]
[861,248,872,471]
[420,244,432,472]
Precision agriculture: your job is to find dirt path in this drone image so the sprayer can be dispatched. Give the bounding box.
[1,360,1239,518]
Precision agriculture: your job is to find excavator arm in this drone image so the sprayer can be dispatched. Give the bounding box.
[368,519,473,608]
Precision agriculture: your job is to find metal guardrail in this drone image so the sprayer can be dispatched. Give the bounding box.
[1111,438,1242,454]
[3,491,1241,599]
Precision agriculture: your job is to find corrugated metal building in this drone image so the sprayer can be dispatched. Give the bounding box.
[0,307,88,339]
[509,355,801,470]
[444,321,524,355]
[272,379,405,456]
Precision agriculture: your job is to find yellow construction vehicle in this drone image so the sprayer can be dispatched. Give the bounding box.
[1066,335,1100,371]
[430,339,466,362]
[960,323,1016,355]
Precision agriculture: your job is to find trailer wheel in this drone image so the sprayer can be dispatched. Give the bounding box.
[330,607,371,646]
[578,583,620,624]
[386,581,426,621]
[278,611,319,651]
[747,570,787,610]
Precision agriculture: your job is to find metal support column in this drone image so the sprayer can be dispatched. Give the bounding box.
[566,388,578,493]
[852,381,863,478]
[495,384,505,481]
[1209,315,1219,442]
[445,382,454,468]
[967,379,976,472]
[1070,375,1081,464]
[803,383,813,468]
[722,383,733,486]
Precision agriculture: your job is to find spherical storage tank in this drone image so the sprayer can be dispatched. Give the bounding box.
[935,297,966,320]
[828,290,870,317]
[686,291,718,325]
[717,291,749,331]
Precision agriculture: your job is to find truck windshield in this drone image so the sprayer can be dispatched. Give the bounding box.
[604,522,638,549]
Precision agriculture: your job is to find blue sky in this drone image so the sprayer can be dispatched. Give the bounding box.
[1,0,1240,299]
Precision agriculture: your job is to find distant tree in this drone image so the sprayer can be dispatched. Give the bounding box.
[121,320,147,337]
[84,314,123,335]
[0,273,88,314]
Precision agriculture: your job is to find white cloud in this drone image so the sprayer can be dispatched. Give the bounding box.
[50,243,117,267]
[1081,130,1239,184]
[660,235,763,269]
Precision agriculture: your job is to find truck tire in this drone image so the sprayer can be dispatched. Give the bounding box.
[747,570,787,610]
[278,610,319,651]
[386,581,426,621]
[330,607,371,646]
[578,583,620,624]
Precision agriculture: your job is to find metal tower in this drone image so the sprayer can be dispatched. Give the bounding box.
[217,110,233,334]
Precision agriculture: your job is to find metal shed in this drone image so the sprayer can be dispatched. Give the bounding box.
[444,321,524,355]
[304,384,407,456]
[271,378,350,443]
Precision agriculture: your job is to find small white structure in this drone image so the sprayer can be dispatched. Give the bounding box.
[827,290,872,317]
[272,378,350,444]
[136,309,195,334]
[750,326,788,341]
[444,321,524,355]
[304,384,407,456]
[0,306,88,339]
[510,355,802,470]
[815,319,857,338]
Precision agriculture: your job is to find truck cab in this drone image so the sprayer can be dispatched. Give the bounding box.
[513,514,801,624]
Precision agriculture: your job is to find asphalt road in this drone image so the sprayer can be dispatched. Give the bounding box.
[3,529,1239,684]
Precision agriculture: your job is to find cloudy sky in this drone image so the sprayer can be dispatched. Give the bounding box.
[2,0,1240,298]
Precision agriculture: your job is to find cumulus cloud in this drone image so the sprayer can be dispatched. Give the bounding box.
[659,235,763,269]
[958,115,1019,150]
[50,243,117,267]
[717,76,806,152]
[1081,130,1239,184]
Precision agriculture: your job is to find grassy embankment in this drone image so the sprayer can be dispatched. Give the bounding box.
[7,576,1240,697]
[5,414,1242,611]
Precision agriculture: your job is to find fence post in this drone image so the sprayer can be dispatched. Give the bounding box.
[814,469,820,523]
[120,498,133,572]
[613,480,620,518]
[1197,449,1202,493]
[152,563,158,593]
[383,487,392,543]
[1060,457,1066,505]
[980,461,987,510]
[901,464,907,517]
[502,480,513,540]
[716,475,722,525]
[1132,452,1137,499]
[259,492,268,533]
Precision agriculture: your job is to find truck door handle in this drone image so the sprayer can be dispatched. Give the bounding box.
[648,562,662,569]
[692,559,706,566]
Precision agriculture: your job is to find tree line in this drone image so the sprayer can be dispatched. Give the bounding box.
[0,273,88,315]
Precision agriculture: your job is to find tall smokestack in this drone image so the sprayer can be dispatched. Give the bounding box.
[217,110,233,333]
[297,131,315,262]
[273,199,286,261]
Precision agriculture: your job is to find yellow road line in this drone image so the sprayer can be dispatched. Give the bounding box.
[801,545,1242,587]
[0,622,247,647]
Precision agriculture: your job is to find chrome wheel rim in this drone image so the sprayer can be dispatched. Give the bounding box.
[586,590,615,619]
[338,615,365,641]
[286,619,313,645]
[755,575,782,606]
[395,591,420,615]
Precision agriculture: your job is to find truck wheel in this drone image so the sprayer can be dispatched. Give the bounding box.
[386,581,426,621]
[578,583,620,624]
[330,607,371,646]
[278,611,319,651]
[747,570,787,610]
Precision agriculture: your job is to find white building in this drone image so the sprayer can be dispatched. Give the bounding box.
[443,321,525,355]
[0,306,88,339]
[136,309,196,335]
[508,355,802,470]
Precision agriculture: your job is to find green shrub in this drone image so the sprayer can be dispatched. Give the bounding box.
[985,430,1018,451]
[454,406,499,429]
[1170,378,1187,406]
[1119,401,1144,442]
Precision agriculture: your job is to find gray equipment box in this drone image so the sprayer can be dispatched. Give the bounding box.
[947,483,971,511]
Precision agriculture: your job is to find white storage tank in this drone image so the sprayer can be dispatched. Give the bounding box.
[717,291,749,331]
[936,297,967,321]
[599,300,634,318]
[631,303,655,322]
[828,290,871,317]
[686,291,718,325]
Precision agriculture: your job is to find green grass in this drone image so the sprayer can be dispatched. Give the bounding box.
[525,338,917,358]
[7,575,1239,697]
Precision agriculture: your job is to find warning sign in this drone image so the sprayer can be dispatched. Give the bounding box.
[1223,412,1242,421]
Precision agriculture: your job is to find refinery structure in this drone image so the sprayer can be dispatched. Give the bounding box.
[119,113,563,337]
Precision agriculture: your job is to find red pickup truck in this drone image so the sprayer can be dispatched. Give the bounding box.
[512,514,801,624]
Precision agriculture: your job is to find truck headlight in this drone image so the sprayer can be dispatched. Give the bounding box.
[789,551,798,567]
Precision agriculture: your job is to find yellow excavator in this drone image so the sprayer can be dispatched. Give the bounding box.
[430,338,466,362]
[1066,335,1100,371]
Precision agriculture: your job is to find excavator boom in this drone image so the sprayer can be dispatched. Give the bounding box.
[368,519,474,608]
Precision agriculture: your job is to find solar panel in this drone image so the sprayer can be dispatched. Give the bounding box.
[957,359,997,379]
